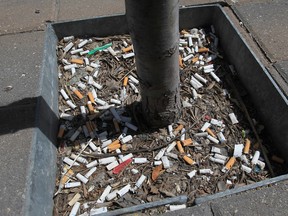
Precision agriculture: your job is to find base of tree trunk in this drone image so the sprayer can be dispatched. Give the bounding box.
[141,87,181,128]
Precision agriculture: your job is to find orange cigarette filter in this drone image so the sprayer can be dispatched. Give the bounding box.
[122,45,133,53]
[111,139,120,146]
[181,29,189,35]
[72,87,84,99]
[123,77,128,87]
[57,125,65,138]
[174,124,184,133]
[182,138,193,146]
[225,157,236,170]
[179,55,183,68]
[243,138,251,154]
[87,101,94,114]
[108,143,121,152]
[70,58,84,65]
[198,47,209,53]
[177,141,184,154]
[121,144,128,151]
[206,128,216,138]
[87,92,95,103]
[60,169,74,185]
[183,155,196,165]
[191,56,199,64]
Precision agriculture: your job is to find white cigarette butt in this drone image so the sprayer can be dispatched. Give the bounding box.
[106,160,119,171]
[76,173,88,184]
[86,160,98,168]
[84,167,97,178]
[187,170,197,179]
[68,201,80,216]
[229,113,239,124]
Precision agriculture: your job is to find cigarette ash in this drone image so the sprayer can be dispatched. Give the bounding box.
[54,27,286,215]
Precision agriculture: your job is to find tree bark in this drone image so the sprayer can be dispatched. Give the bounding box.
[125,0,181,128]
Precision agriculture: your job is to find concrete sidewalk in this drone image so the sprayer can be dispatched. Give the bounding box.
[0,0,287,215]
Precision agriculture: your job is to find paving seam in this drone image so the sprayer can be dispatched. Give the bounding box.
[51,0,60,22]
[227,5,288,96]
[0,28,45,37]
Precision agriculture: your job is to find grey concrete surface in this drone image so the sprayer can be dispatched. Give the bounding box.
[57,0,126,21]
[56,0,224,22]
[0,0,55,35]
[232,0,288,62]
[0,128,35,216]
[0,31,44,106]
[164,179,288,216]
[221,7,288,96]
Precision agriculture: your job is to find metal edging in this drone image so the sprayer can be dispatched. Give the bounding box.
[195,173,288,205]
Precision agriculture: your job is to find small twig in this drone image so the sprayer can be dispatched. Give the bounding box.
[64,84,76,105]
[208,50,223,59]
[119,67,136,81]
[54,139,93,197]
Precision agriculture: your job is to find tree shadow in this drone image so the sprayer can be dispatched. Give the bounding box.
[0,96,58,147]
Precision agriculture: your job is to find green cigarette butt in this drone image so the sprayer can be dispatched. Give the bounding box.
[88,42,112,55]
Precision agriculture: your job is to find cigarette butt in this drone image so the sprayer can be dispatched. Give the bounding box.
[113,158,132,174]
[206,128,216,138]
[191,57,199,64]
[271,155,285,164]
[87,92,95,103]
[70,58,84,65]
[60,169,74,185]
[121,144,128,151]
[179,55,183,68]
[71,87,84,99]
[108,143,121,152]
[123,77,128,87]
[181,138,193,146]
[108,140,121,152]
[68,193,81,207]
[181,29,189,35]
[87,101,94,114]
[183,155,196,165]
[198,47,209,53]
[174,124,184,133]
[122,45,133,53]
[57,125,65,138]
[177,141,184,154]
[225,157,236,170]
[243,138,251,154]
[251,151,260,165]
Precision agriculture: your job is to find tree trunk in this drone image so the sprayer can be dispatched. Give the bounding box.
[125,0,181,128]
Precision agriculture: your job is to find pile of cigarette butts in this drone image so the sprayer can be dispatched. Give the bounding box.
[54,26,283,216]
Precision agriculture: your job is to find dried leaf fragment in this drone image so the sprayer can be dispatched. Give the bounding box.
[152,164,163,181]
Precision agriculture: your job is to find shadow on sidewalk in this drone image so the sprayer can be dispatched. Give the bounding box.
[0,96,58,147]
